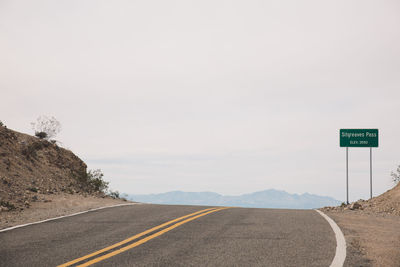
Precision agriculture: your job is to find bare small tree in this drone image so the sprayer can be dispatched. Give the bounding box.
[391,164,400,184]
[31,115,61,140]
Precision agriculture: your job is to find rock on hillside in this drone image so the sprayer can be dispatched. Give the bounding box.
[0,126,102,211]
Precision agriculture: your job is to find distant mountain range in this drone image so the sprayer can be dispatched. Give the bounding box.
[126,189,341,209]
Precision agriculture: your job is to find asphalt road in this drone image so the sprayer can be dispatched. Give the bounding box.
[0,204,337,266]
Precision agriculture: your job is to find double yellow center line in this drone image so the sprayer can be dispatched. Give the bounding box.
[58,207,229,267]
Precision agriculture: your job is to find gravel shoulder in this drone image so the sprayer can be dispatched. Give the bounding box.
[0,193,130,230]
[326,210,400,267]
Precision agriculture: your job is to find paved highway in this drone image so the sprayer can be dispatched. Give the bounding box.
[0,204,338,266]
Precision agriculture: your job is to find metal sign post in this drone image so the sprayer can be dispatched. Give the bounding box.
[370,147,372,199]
[340,129,378,203]
[346,147,349,204]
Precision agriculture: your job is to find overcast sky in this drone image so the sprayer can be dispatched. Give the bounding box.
[1,0,400,201]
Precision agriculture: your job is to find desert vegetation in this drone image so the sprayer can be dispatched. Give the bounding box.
[391,164,400,184]
[31,115,61,141]
[77,169,109,193]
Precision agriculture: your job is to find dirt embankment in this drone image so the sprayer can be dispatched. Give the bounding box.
[1,194,128,230]
[321,183,400,266]
[0,126,126,229]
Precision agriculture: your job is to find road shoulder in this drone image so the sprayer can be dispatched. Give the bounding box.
[326,210,400,267]
[0,193,129,230]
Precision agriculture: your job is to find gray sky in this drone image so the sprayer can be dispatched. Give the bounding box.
[1,0,400,201]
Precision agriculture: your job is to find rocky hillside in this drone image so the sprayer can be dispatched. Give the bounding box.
[361,183,400,215]
[0,126,104,211]
[323,183,400,215]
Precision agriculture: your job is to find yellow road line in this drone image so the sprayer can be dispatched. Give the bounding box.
[77,207,229,267]
[58,207,218,267]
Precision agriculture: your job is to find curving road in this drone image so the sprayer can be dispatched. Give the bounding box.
[0,204,338,266]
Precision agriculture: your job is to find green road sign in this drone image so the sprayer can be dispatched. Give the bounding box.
[340,129,379,147]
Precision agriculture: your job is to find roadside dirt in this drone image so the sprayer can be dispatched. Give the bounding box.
[321,183,400,266]
[326,210,400,267]
[0,193,129,230]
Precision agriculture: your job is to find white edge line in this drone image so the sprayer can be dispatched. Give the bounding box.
[0,202,143,233]
[315,209,347,267]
